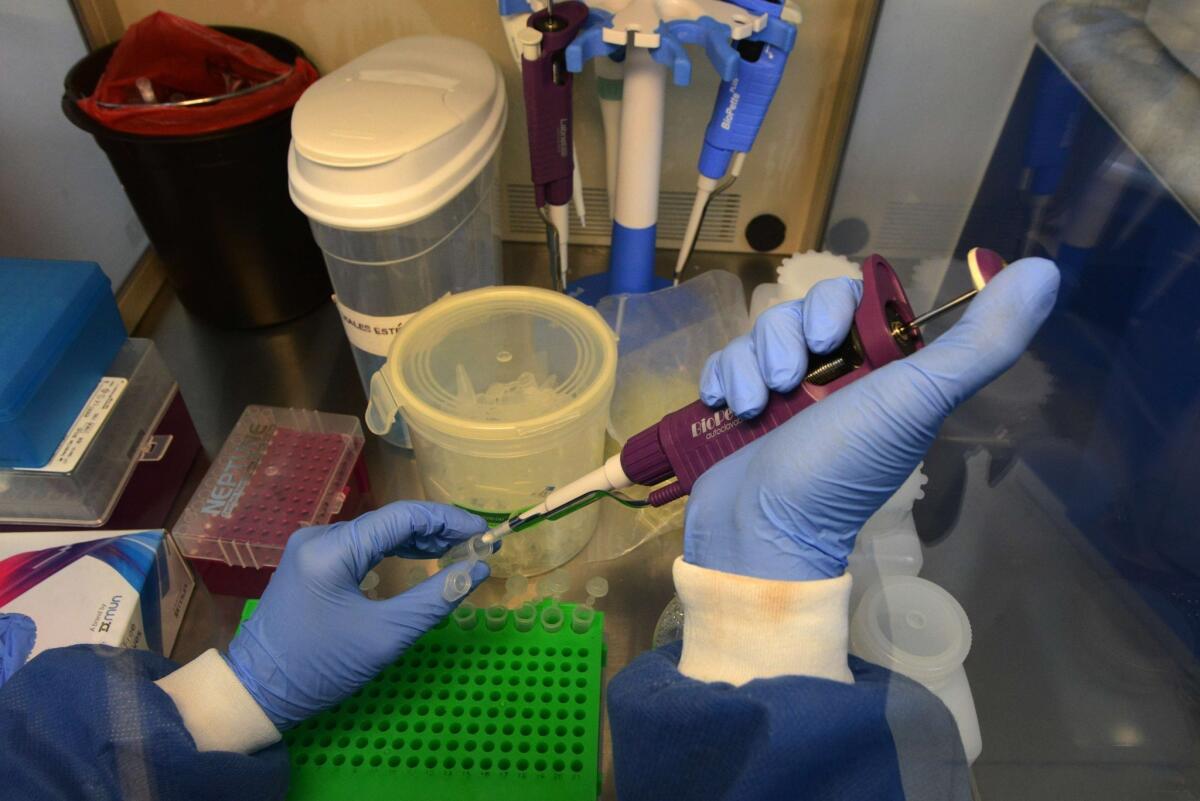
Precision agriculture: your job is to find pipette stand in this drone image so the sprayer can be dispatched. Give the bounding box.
[508,0,773,304]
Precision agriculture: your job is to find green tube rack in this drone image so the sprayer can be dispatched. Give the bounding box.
[239,599,606,801]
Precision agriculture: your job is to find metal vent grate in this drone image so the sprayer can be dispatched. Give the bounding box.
[876,201,966,254]
[506,185,740,243]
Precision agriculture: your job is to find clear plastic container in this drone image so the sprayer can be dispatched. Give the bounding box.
[366,287,617,577]
[596,269,747,444]
[308,155,503,433]
[850,575,982,763]
[172,406,364,570]
[0,339,176,526]
[288,36,507,448]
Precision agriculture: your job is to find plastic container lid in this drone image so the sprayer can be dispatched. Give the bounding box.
[0,260,114,422]
[367,287,617,447]
[288,35,506,230]
[850,575,972,683]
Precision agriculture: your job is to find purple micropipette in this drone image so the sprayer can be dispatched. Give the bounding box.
[468,248,1007,546]
[520,0,588,291]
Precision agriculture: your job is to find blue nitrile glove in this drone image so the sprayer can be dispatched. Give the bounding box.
[0,613,37,687]
[227,501,489,729]
[687,259,1060,580]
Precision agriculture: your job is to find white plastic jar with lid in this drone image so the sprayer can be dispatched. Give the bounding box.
[850,575,982,763]
[366,287,618,577]
[288,36,507,448]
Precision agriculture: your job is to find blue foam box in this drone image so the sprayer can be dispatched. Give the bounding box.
[0,259,126,468]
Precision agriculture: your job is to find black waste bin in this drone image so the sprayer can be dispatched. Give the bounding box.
[63,26,330,329]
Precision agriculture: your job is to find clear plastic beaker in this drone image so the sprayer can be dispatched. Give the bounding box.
[366,287,617,577]
[288,36,507,448]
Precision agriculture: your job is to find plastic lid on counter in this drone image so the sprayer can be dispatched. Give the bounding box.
[850,575,972,684]
[172,406,364,569]
[288,35,506,229]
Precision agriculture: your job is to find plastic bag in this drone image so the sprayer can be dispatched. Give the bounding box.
[597,270,749,444]
[76,11,318,136]
[585,271,749,562]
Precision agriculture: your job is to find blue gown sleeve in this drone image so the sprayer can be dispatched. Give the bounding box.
[0,644,290,801]
[608,642,971,801]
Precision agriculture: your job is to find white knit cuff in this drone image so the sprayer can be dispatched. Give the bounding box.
[155,648,281,754]
[675,557,854,686]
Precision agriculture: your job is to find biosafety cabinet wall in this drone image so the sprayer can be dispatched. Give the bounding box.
[99,0,879,258]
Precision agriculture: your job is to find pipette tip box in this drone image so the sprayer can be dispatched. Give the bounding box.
[0,258,126,469]
[174,406,367,593]
[240,598,605,801]
[0,339,183,528]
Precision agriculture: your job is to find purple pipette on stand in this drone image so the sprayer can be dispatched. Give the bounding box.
[520,0,588,291]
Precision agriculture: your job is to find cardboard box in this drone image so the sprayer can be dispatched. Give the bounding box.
[0,529,194,662]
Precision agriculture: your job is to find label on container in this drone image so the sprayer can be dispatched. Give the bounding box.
[16,377,128,474]
[332,295,418,357]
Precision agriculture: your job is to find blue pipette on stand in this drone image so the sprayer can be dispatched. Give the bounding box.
[673,0,799,284]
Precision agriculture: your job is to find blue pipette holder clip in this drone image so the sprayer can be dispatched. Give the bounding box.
[654,18,740,84]
[565,9,623,72]
[728,0,799,51]
[732,0,784,18]
[747,15,798,52]
[497,0,534,15]
[566,11,742,86]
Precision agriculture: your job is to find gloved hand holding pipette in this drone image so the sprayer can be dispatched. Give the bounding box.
[683,257,1059,582]
[607,257,1060,801]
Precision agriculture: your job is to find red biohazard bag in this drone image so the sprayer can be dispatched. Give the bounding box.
[76,11,318,136]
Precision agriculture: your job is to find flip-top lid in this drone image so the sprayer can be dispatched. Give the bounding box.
[289,36,506,229]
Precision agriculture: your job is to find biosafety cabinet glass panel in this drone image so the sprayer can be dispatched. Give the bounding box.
[827,1,1200,798]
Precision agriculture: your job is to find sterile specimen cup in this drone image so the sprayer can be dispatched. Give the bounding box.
[850,576,982,763]
[367,287,617,577]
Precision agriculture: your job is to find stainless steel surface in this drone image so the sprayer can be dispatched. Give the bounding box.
[140,241,740,797]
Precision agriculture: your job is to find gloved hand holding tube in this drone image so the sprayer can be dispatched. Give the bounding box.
[226,502,488,729]
[684,257,1061,580]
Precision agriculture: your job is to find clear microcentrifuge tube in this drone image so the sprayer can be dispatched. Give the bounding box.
[441,533,498,568]
[539,570,572,632]
[441,530,505,602]
[442,563,475,602]
[571,576,609,633]
[513,602,538,632]
[453,601,479,630]
[486,575,529,631]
